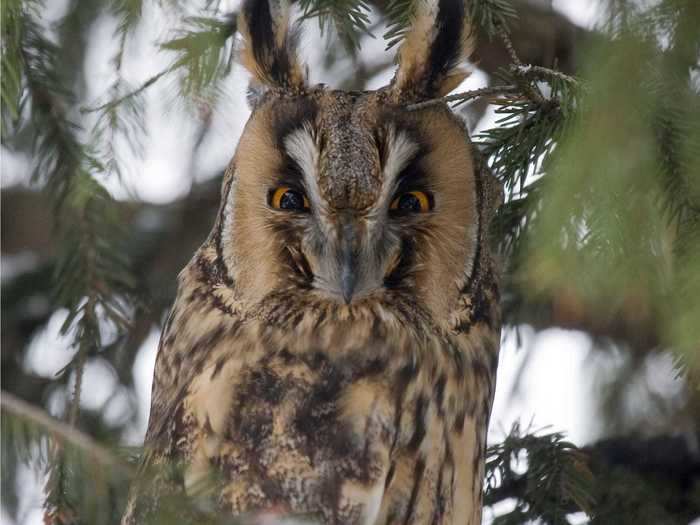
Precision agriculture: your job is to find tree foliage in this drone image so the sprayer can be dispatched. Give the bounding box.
[2,0,699,524]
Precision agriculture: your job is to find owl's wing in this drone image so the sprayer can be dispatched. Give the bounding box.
[119,305,198,524]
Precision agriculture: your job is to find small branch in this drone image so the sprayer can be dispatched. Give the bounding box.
[68,334,89,427]
[499,23,523,67]
[484,475,527,506]
[406,84,519,111]
[515,64,579,85]
[495,22,547,105]
[81,66,175,114]
[1,391,133,474]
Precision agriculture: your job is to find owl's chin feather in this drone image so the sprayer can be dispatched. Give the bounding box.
[308,278,392,307]
[246,284,436,334]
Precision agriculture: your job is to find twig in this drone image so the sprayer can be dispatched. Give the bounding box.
[405,13,578,115]
[81,66,175,114]
[68,336,89,427]
[517,64,578,85]
[495,22,547,105]
[406,84,519,111]
[499,23,523,67]
[1,390,133,474]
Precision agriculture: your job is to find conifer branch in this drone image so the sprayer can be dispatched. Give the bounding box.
[1,391,131,473]
[512,64,578,86]
[405,84,519,111]
[11,4,137,521]
[299,0,372,51]
[485,423,596,522]
[81,66,174,114]
[495,20,547,105]
[469,0,518,36]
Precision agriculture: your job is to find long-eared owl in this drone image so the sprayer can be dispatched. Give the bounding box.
[122,0,502,524]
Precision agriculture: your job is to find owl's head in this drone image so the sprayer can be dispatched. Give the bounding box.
[213,0,500,326]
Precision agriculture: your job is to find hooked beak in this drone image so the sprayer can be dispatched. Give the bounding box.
[338,219,359,304]
[305,212,396,305]
[340,244,358,304]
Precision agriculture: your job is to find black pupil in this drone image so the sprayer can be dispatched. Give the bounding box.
[398,193,422,212]
[280,190,305,210]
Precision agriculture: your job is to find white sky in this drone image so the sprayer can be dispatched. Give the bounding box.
[553,0,603,28]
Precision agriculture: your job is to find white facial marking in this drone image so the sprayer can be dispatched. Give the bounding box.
[221,176,239,268]
[284,126,321,206]
[463,218,479,281]
[379,128,420,207]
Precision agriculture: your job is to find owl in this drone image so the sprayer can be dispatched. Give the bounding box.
[122,0,502,524]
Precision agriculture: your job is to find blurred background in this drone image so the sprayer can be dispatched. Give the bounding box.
[2,0,699,524]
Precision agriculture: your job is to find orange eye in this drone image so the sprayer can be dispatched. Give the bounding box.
[390,191,432,213]
[271,187,310,211]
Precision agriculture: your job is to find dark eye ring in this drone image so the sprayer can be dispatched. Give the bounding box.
[270,187,310,211]
[390,191,432,213]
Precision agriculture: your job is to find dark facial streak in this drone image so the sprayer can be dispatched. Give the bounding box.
[214,176,236,287]
[267,215,314,288]
[265,97,318,205]
[394,164,434,204]
[384,237,416,291]
[271,97,318,153]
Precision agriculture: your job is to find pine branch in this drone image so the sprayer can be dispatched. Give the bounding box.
[486,430,700,523]
[83,11,235,120]
[112,0,143,36]
[82,67,174,115]
[2,390,135,525]
[383,0,414,50]
[477,89,567,195]
[159,14,237,100]
[470,0,518,37]
[84,0,146,178]
[10,4,138,522]
[1,391,132,473]
[299,0,372,51]
[382,0,519,51]
[406,84,519,111]
[1,0,27,136]
[485,423,596,523]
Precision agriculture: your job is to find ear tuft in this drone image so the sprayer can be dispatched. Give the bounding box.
[238,0,306,96]
[390,0,474,101]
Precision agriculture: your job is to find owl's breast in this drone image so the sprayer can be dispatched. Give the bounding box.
[166,311,497,525]
[174,321,389,521]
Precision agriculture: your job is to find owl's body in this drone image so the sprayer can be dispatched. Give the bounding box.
[123,2,501,524]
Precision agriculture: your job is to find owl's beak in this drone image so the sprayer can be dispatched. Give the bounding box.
[340,251,358,305]
[339,220,359,304]
[308,212,389,304]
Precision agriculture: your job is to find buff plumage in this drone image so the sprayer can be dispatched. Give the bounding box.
[122,1,502,524]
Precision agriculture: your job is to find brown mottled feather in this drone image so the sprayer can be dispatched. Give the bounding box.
[122,1,501,524]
